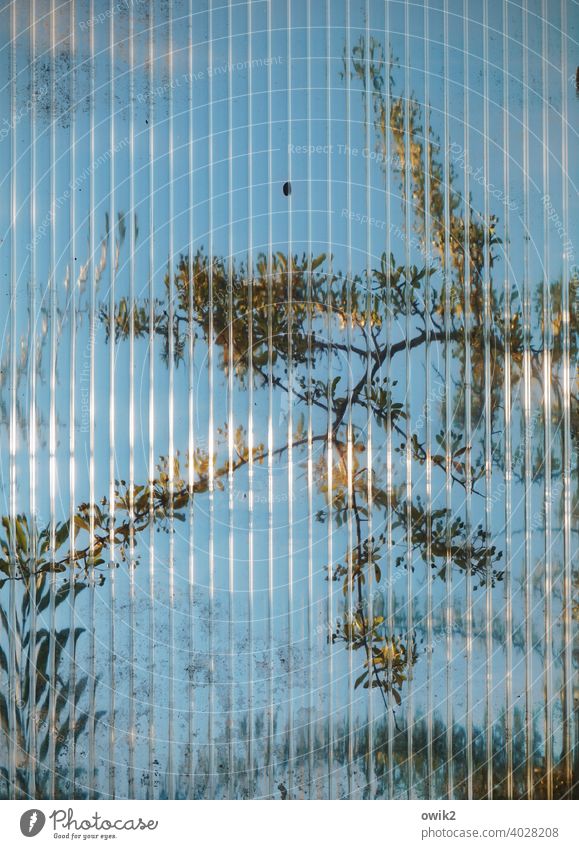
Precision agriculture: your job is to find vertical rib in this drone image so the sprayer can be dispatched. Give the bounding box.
[88,0,97,799]
[384,3,394,799]
[423,0,434,798]
[325,0,334,799]
[147,0,157,801]
[167,0,176,801]
[502,0,514,800]
[442,0,453,800]
[481,0,494,799]
[344,0,354,799]
[226,0,234,800]
[128,0,136,798]
[463,5,474,795]
[305,0,315,799]
[286,0,294,797]
[246,0,254,798]
[208,0,217,799]
[521,0,534,800]
[560,0,573,797]
[404,0,414,799]
[108,0,117,798]
[187,0,196,798]
[68,0,78,799]
[363,0,375,799]
[8,0,17,798]
[266,0,275,800]
[48,0,57,800]
[28,0,38,798]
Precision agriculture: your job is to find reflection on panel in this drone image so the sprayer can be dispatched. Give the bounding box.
[0,0,577,800]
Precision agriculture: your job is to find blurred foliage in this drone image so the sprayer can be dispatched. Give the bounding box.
[0,570,103,797]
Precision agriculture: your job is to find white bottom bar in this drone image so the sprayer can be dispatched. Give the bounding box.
[3,799,577,848]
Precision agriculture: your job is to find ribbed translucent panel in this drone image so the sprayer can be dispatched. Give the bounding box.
[0,0,576,800]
